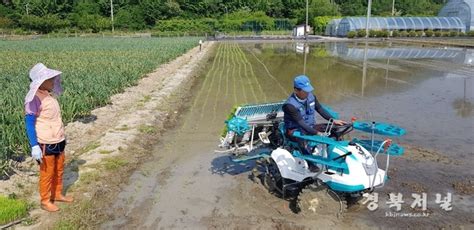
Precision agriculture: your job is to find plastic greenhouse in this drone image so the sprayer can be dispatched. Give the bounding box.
[325,19,341,36]
[438,0,474,32]
[336,17,466,36]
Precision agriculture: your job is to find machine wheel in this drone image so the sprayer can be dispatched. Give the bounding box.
[345,194,368,212]
[263,158,283,194]
[297,183,347,218]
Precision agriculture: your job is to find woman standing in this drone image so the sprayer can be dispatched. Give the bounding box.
[24,63,73,212]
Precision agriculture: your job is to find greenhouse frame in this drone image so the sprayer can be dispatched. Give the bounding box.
[329,46,463,61]
[336,17,466,37]
[438,0,474,32]
[325,19,341,36]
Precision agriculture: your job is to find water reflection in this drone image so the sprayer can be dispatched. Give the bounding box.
[452,77,473,118]
[193,41,473,157]
[326,43,468,62]
[241,41,473,120]
[242,41,474,156]
[244,42,424,103]
[325,42,473,116]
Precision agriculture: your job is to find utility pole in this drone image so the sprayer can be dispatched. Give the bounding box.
[392,0,395,16]
[110,0,114,33]
[362,41,368,97]
[365,0,372,38]
[303,44,307,74]
[305,0,309,40]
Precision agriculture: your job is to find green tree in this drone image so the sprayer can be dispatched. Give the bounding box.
[265,0,285,18]
[68,1,109,32]
[140,0,182,23]
[11,0,73,17]
[313,16,339,34]
[115,5,146,30]
[281,0,305,18]
[335,0,366,16]
[218,9,274,32]
[0,4,17,27]
[0,3,15,16]
[0,17,14,28]
[72,1,100,15]
[310,0,340,16]
[0,0,448,33]
[293,0,340,29]
[396,0,442,16]
[20,14,69,33]
[372,0,395,16]
[74,14,110,32]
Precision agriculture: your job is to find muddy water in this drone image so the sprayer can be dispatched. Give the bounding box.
[103,42,473,229]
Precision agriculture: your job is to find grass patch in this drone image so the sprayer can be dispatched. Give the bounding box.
[0,196,28,225]
[116,124,130,131]
[79,171,100,186]
[138,125,156,134]
[79,141,100,154]
[98,150,113,155]
[141,95,151,103]
[53,220,77,230]
[103,158,127,170]
[21,216,36,226]
[52,200,96,230]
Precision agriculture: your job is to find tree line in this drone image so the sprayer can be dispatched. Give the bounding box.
[0,0,447,34]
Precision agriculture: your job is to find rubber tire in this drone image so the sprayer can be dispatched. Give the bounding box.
[297,183,347,218]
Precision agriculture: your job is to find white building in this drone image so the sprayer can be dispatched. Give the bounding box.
[293,24,312,37]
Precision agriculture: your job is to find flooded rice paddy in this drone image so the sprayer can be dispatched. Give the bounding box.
[103,42,473,229]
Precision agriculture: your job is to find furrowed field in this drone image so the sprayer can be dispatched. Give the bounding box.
[0,37,200,174]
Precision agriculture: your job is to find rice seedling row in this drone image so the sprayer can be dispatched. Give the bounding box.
[199,42,224,120]
[212,43,228,122]
[247,47,289,97]
[236,46,268,102]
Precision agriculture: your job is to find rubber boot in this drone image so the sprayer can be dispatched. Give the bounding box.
[40,155,59,212]
[51,152,73,203]
[41,201,59,212]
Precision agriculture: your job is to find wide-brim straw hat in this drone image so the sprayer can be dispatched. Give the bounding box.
[24,63,63,104]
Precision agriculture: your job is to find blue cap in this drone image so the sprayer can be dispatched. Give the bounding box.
[293,75,314,92]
